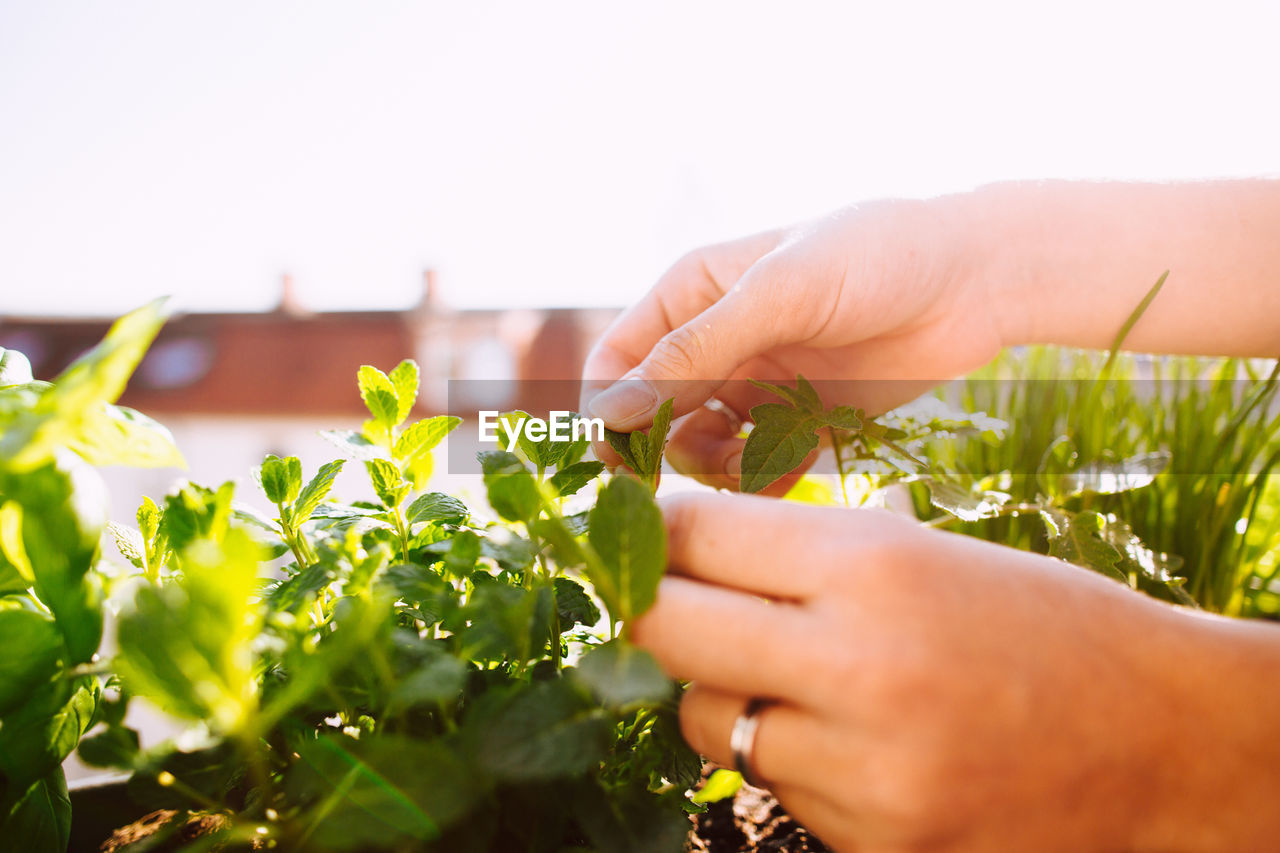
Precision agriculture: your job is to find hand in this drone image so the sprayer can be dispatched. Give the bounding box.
[580,199,1006,490]
[633,491,1280,852]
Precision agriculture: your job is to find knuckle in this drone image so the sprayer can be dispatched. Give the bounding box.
[646,326,708,377]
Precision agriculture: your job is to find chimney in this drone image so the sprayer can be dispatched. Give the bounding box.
[277,273,311,317]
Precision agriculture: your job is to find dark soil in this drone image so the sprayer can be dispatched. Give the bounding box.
[95,783,827,852]
[98,809,257,852]
[687,781,831,852]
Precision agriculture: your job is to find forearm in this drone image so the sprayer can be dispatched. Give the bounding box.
[954,179,1280,357]
[1136,607,1280,851]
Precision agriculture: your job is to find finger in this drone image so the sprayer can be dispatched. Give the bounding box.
[679,684,830,789]
[665,404,817,495]
[659,492,859,600]
[631,576,813,700]
[585,255,811,432]
[579,230,781,403]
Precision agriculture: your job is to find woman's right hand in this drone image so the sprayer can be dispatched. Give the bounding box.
[580,197,1008,490]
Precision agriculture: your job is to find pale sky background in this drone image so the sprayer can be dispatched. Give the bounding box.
[2,1,1279,316]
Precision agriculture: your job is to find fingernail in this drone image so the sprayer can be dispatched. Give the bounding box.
[724,449,743,477]
[588,379,658,427]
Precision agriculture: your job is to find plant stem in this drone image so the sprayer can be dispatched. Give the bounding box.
[829,427,851,507]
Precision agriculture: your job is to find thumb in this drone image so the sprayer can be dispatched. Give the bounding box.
[586,262,796,431]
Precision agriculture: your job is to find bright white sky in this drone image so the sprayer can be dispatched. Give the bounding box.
[3,1,1279,316]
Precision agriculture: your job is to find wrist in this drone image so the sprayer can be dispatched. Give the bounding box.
[929,182,1034,351]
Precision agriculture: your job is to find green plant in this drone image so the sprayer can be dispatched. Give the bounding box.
[75,351,710,851]
[746,274,1280,615]
[0,300,184,852]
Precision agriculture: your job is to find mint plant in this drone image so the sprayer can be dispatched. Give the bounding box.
[0,301,183,853]
[75,357,702,851]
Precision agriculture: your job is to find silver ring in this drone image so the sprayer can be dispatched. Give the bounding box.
[703,397,744,435]
[729,697,771,788]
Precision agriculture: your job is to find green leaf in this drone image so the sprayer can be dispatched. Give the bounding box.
[604,429,639,472]
[820,405,863,430]
[358,365,400,435]
[388,359,420,426]
[478,451,539,523]
[294,460,346,525]
[646,398,674,470]
[0,609,63,716]
[0,348,33,386]
[0,768,70,853]
[287,735,483,850]
[548,460,605,497]
[571,779,691,853]
[739,403,821,493]
[586,475,666,623]
[1061,451,1171,496]
[393,416,461,466]
[692,768,743,805]
[1040,509,1127,583]
[469,680,611,782]
[574,640,672,708]
[1,299,169,471]
[0,677,98,795]
[388,652,466,712]
[750,375,823,413]
[76,725,140,769]
[456,582,553,664]
[405,492,468,526]
[366,458,408,509]
[107,521,146,569]
[258,454,300,505]
[320,428,391,462]
[116,528,263,732]
[925,479,1012,522]
[65,404,186,469]
[0,457,107,662]
[554,576,600,632]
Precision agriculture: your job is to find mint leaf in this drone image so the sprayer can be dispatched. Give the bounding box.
[358,365,400,436]
[478,451,539,523]
[320,428,390,462]
[739,403,821,493]
[574,640,672,708]
[258,454,300,505]
[548,460,605,497]
[366,458,408,509]
[388,359,419,426]
[393,416,460,466]
[293,460,345,525]
[405,492,468,526]
[586,475,666,623]
[553,576,600,631]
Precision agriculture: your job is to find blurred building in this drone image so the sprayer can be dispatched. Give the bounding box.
[0,271,620,523]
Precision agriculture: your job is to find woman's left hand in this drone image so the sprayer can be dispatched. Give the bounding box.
[633,491,1280,853]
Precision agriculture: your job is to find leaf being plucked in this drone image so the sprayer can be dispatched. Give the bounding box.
[750,375,824,413]
[739,403,821,493]
[603,398,673,489]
